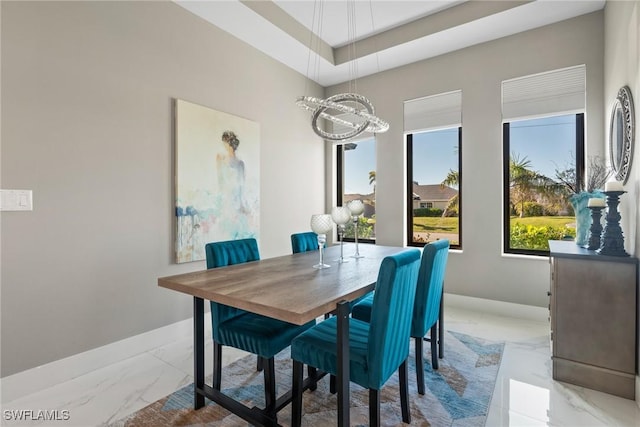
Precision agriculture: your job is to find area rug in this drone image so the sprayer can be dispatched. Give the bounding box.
[114,331,503,426]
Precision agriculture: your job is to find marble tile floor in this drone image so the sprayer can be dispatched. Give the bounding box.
[1,306,639,426]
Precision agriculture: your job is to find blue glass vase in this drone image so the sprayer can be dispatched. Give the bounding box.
[569,191,605,247]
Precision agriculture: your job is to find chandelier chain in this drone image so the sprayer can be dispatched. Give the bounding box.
[296,0,389,141]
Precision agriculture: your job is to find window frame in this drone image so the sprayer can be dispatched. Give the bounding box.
[406,127,462,249]
[502,113,585,256]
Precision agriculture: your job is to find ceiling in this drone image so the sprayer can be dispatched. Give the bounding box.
[175,0,605,87]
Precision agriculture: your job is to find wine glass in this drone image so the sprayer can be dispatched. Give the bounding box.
[331,206,351,263]
[310,214,333,269]
[347,200,365,258]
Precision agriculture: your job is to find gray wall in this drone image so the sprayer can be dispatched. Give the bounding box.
[327,11,605,308]
[603,0,640,396]
[605,0,640,257]
[0,1,324,377]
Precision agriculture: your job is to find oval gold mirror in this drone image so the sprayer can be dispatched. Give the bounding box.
[609,85,635,184]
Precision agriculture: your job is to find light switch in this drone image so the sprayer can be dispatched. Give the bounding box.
[0,189,33,211]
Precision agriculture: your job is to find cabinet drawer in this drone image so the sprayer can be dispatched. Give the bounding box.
[553,257,636,373]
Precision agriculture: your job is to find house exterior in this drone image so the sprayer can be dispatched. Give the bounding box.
[412,183,457,211]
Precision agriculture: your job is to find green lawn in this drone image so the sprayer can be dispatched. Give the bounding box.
[413,216,576,234]
[413,217,459,234]
[510,216,575,228]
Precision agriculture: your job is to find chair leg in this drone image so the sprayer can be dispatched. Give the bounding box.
[257,357,263,372]
[308,366,318,391]
[415,337,425,395]
[430,324,439,370]
[212,341,222,390]
[329,374,336,394]
[399,360,411,424]
[439,291,444,359]
[263,357,276,419]
[369,388,380,427]
[292,360,304,427]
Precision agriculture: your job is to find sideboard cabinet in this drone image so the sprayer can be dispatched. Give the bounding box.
[548,240,637,399]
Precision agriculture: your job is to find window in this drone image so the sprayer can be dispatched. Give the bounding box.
[502,65,586,255]
[407,127,462,248]
[336,138,376,242]
[404,90,462,249]
[503,114,584,255]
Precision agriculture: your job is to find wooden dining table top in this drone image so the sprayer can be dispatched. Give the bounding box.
[158,243,408,325]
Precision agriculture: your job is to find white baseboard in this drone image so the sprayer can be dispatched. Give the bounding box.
[1,295,547,404]
[636,376,639,406]
[444,293,548,323]
[1,313,211,404]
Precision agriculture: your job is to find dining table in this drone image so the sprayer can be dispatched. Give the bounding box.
[158,242,409,427]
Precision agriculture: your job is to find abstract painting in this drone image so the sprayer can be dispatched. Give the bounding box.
[175,99,260,263]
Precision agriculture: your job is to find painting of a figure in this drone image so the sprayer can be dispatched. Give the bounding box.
[175,99,260,263]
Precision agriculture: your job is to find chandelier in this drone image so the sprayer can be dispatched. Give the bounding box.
[296,0,389,141]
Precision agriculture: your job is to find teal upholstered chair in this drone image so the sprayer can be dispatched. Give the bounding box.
[205,238,316,418]
[352,239,450,395]
[291,231,319,253]
[290,249,421,426]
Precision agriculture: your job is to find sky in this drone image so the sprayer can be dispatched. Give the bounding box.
[509,115,577,180]
[343,138,376,195]
[343,115,577,196]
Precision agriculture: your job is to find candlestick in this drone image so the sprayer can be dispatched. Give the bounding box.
[347,200,365,259]
[587,197,606,207]
[604,181,623,192]
[331,206,351,264]
[597,191,629,257]
[585,206,605,250]
[310,214,333,268]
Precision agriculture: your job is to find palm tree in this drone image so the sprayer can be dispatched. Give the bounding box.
[368,170,376,201]
[509,155,538,217]
[509,154,564,217]
[440,169,459,217]
[441,169,458,188]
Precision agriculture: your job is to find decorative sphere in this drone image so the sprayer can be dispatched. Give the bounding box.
[310,214,333,235]
[347,200,365,216]
[331,206,351,225]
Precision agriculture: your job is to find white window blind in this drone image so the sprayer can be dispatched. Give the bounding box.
[502,65,585,121]
[404,90,462,134]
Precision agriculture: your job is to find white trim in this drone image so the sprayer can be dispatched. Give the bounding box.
[444,293,548,322]
[1,313,211,404]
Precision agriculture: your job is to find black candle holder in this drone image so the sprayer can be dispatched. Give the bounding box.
[585,206,604,250]
[597,190,629,257]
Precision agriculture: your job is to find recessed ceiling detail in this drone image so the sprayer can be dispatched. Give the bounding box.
[175,0,605,87]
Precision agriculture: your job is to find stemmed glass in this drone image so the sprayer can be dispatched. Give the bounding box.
[331,206,351,263]
[310,214,333,269]
[347,200,365,258]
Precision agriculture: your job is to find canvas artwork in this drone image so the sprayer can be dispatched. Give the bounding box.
[175,99,260,263]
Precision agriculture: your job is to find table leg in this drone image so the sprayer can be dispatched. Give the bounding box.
[336,300,350,427]
[194,297,205,409]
